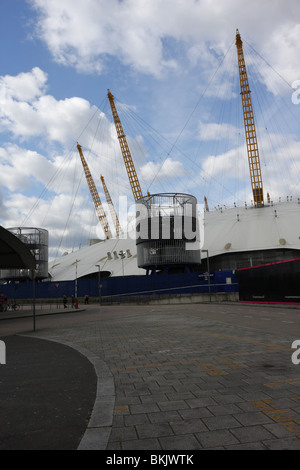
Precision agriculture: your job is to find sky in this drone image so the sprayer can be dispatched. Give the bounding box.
[1,0,300,260]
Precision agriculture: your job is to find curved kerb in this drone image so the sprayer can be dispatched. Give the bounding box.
[25,335,115,450]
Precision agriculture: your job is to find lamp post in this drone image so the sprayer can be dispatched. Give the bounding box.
[96,264,101,305]
[75,259,79,299]
[119,251,125,276]
[201,249,211,302]
[32,269,36,331]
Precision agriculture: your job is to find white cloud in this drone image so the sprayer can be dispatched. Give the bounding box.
[0,68,105,146]
[140,157,187,183]
[198,121,240,142]
[2,189,99,258]
[259,23,300,95]
[29,0,300,89]
[200,145,249,182]
[0,144,55,191]
[0,67,47,102]
[30,0,176,77]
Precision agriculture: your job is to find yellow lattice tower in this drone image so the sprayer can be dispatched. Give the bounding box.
[100,175,123,237]
[107,90,143,202]
[236,29,264,206]
[77,143,112,239]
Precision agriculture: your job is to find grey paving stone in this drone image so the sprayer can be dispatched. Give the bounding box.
[263,422,298,439]
[166,391,198,401]
[186,397,218,408]
[226,441,268,450]
[122,438,162,450]
[148,410,182,424]
[233,411,274,426]
[202,414,242,431]
[196,429,239,448]
[140,393,168,403]
[112,415,124,427]
[213,394,244,405]
[263,437,300,450]
[159,434,202,450]
[170,418,208,434]
[130,403,160,414]
[230,425,276,443]
[179,407,213,420]
[124,413,150,426]
[136,422,174,439]
[109,426,138,442]
[207,403,242,416]
[158,400,189,412]
[106,441,122,450]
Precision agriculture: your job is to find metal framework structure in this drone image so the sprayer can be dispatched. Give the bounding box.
[107,89,143,202]
[77,143,112,239]
[100,175,123,237]
[236,29,264,206]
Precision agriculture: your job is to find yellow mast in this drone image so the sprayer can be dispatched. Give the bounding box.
[107,89,143,202]
[204,196,209,212]
[100,175,123,237]
[236,29,264,207]
[77,143,112,239]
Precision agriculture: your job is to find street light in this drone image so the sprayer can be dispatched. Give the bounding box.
[201,249,211,302]
[75,259,79,300]
[119,250,125,276]
[31,268,36,331]
[95,264,101,305]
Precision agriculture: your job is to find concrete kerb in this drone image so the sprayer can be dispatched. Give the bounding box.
[23,334,115,451]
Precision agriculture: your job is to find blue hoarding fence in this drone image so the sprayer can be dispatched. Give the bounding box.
[0,270,238,302]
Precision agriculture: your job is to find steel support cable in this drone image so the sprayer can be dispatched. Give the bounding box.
[53,170,85,261]
[243,39,293,90]
[119,106,178,193]
[113,86,242,206]
[34,98,108,258]
[119,101,199,195]
[243,41,300,147]
[91,99,128,200]
[21,147,75,227]
[243,43,300,194]
[207,48,237,203]
[21,97,106,228]
[244,48,279,194]
[108,100,151,197]
[146,41,235,191]
[116,94,244,207]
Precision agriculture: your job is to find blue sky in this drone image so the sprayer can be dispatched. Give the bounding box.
[1,0,300,259]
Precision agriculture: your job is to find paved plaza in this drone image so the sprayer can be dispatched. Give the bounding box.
[1,301,300,450]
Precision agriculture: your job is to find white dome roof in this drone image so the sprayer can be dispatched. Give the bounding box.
[49,201,300,281]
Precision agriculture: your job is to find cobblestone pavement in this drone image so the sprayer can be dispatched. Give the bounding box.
[4,301,300,450]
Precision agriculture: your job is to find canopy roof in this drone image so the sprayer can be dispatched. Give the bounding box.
[0,226,36,269]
